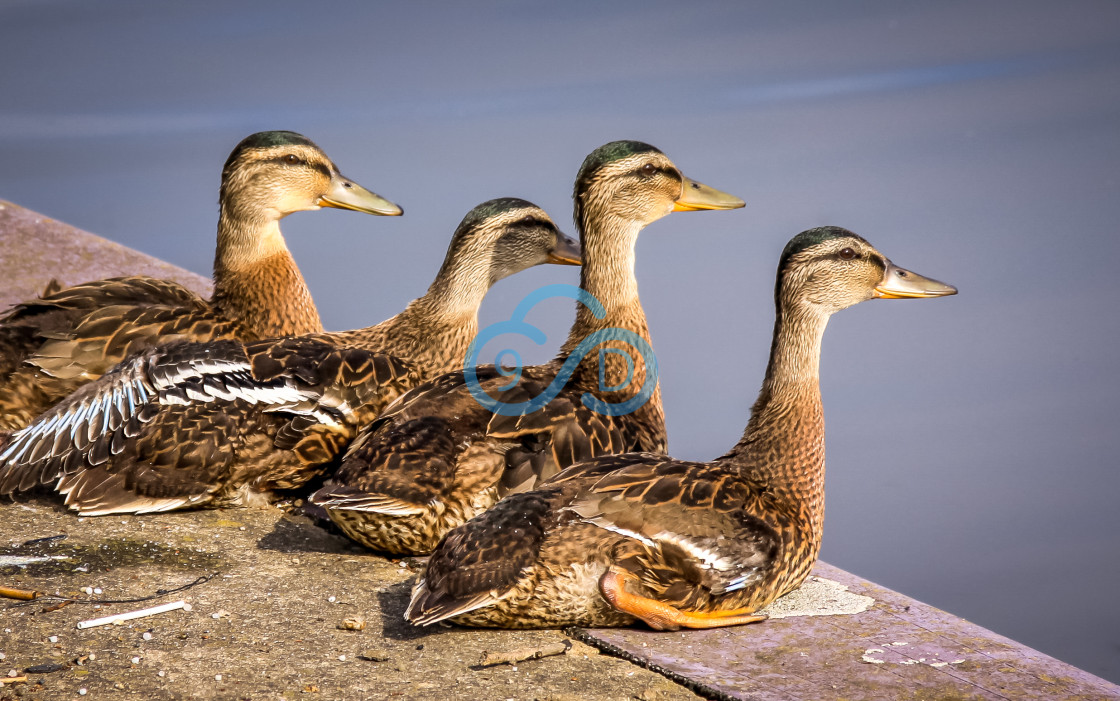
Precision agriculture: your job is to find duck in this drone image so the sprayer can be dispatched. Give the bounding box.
[0,198,580,514]
[310,140,745,555]
[0,130,402,430]
[405,227,957,629]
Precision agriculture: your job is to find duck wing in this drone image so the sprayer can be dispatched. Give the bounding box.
[406,487,560,625]
[0,335,419,512]
[313,367,506,515]
[562,456,780,599]
[0,277,212,428]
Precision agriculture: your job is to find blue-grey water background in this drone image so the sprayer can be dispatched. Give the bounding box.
[2,0,1118,683]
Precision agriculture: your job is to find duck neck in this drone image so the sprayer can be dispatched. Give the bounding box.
[328,260,484,376]
[718,302,829,545]
[210,208,323,338]
[556,213,662,434]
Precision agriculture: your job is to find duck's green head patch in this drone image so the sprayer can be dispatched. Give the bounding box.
[460,197,536,230]
[225,131,320,171]
[779,226,867,272]
[577,140,660,182]
[239,131,317,151]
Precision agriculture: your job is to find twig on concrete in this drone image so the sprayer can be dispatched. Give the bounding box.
[7,572,219,608]
[42,600,73,612]
[19,534,67,547]
[477,640,571,667]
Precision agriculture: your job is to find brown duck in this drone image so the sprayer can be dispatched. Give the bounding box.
[311,140,745,555]
[0,130,401,430]
[0,198,579,514]
[406,227,957,629]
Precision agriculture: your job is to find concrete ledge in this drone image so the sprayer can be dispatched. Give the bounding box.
[0,200,210,309]
[578,562,1120,700]
[1,204,1117,700]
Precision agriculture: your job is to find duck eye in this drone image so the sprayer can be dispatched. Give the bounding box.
[839,247,857,260]
[640,163,657,177]
[284,154,300,165]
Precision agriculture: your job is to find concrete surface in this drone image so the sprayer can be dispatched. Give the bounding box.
[0,498,697,701]
[584,562,1120,700]
[0,201,210,307]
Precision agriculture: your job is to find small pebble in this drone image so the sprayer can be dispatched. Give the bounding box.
[93,588,102,595]
[0,653,5,661]
[80,587,93,596]
[131,657,140,664]
[338,617,365,631]
[338,655,346,661]
[79,689,87,696]
[48,636,58,643]
[7,670,17,678]
[158,670,166,678]
[88,654,96,661]
[328,596,336,603]
[142,632,153,641]
[215,674,223,681]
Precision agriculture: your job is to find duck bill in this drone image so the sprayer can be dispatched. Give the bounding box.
[672,177,746,212]
[546,231,583,266]
[874,262,958,299]
[318,174,403,216]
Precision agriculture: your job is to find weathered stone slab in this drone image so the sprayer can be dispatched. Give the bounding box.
[0,200,210,310]
[577,562,1120,700]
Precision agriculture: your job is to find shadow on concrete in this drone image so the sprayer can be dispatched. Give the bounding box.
[255,514,368,555]
[376,579,446,642]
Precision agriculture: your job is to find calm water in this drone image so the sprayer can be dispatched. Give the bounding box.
[2,0,1119,683]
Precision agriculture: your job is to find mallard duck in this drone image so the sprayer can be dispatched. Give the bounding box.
[311,141,745,555]
[0,130,401,430]
[0,198,579,514]
[405,227,956,629]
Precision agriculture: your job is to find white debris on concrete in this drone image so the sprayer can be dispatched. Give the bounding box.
[757,575,875,619]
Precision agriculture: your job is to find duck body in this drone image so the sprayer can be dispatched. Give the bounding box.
[0,199,578,515]
[408,452,790,628]
[321,355,667,555]
[0,130,402,430]
[407,227,957,629]
[313,140,745,555]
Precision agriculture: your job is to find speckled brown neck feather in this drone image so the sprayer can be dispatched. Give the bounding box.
[323,244,496,376]
[557,209,663,433]
[716,297,829,596]
[210,211,323,339]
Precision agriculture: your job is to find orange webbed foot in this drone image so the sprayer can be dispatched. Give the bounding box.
[598,565,768,631]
